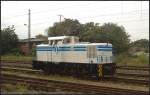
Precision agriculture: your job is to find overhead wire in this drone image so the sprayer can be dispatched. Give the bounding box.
[10,17,148,28]
[77,9,148,19]
[4,9,148,27]
[3,2,127,20]
[3,2,99,20]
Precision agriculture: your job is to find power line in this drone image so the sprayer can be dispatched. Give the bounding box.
[2,8,148,28]
[33,2,98,14]
[11,17,148,28]
[32,8,149,21]
[3,13,28,20]
[3,2,98,20]
[109,18,149,23]
[3,8,148,26]
[77,9,148,20]
[4,2,144,20]
[3,13,148,28]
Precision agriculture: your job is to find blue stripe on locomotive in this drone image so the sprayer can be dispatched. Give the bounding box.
[36,45,112,51]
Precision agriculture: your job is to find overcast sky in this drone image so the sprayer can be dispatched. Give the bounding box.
[1,1,149,41]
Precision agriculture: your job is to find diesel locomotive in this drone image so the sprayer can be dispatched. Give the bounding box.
[32,36,116,79]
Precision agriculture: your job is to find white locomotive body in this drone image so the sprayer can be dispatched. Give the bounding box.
[33,36,116,79]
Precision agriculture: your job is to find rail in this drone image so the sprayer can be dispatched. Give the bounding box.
[1,73,149,95]
[1,65,149,85]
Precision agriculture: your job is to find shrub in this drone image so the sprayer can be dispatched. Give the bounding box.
[31,48,36,56]
[137,53,149,64]
[115,53,149,66]
[10,48,22,56]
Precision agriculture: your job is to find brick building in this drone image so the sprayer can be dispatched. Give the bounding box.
[18,38,45,55]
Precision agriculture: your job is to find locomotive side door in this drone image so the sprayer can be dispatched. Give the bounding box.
[87,45,97,64]
[53,40,60,63]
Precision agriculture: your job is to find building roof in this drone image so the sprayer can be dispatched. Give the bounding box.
[19,38,45,43]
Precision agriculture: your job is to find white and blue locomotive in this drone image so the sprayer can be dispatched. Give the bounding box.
[32,36,116,79]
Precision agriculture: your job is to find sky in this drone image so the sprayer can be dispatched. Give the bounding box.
[1,1,149,41]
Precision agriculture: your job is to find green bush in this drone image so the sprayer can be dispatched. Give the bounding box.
[31,48,36,56]
[137,53,149,64]
[115,53,149,66]
[10,48,22,56]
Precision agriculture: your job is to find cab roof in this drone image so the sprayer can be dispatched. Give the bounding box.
[48,36,68,40]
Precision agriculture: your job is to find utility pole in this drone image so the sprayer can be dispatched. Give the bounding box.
[58,15,65,35]
[28,9,31,54]
[58,15,63,23]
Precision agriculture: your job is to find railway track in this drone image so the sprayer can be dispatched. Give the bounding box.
[1,60,32,64]
[1,66,43,74]
[2,61,149,71]
[1,65,149,85]
[110,76,149,85]
[1,73,149,95]
[116,66,149,71]
[1,61,149,85]
[1,61,32,69]
[116,72,149,77]
[115,65,149,85]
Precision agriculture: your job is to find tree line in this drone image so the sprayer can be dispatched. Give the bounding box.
[0,26,18,54]
[47,19,130,54]
[1,18,149,55]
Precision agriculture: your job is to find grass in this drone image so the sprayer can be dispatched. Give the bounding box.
[1,83,29,92]
[1,54,33,61]
[115,53,149,66]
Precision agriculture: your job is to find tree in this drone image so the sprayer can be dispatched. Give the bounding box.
[79,22,102,42]
[100,23,130,54]
[36,34,48,40]
[47,18,82,37]
[130,39,149,53]
[35,34,48,44]
[0,25,18,54]
[82,23,130,54]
